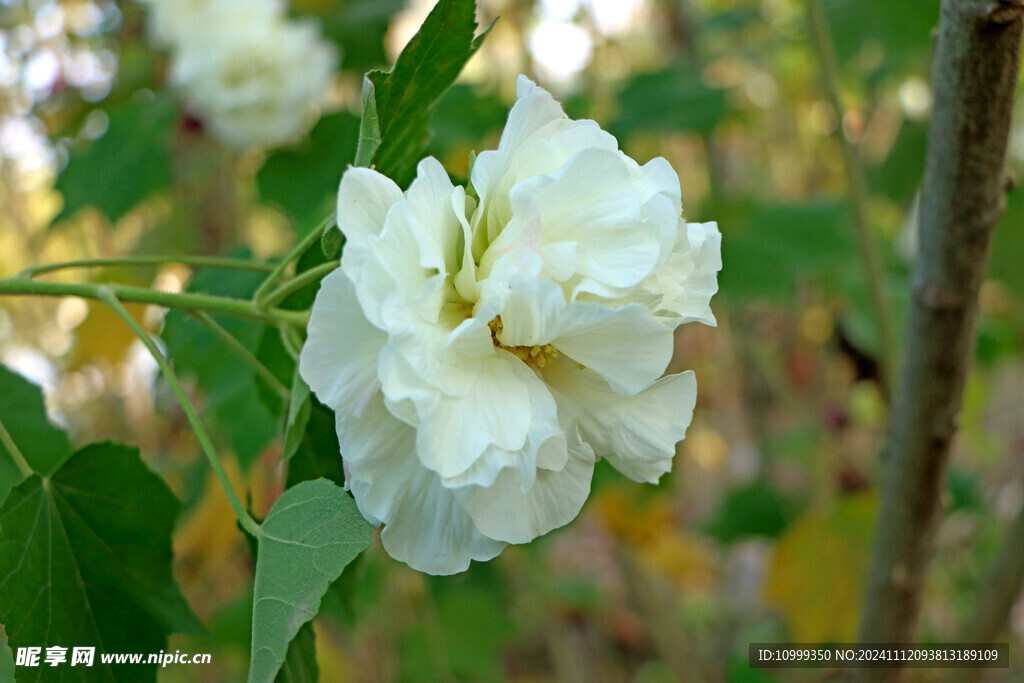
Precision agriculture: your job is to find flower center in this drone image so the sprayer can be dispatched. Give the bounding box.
[488,317,560,368]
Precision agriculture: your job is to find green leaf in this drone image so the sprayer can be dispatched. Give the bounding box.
[0,443,201,683]
[283,370,312,463]
[248,479,372,683]
[0,626,13,683]
[612,65,728,139]
[321,226,344,259]
[54,95,176,226]
[867,120,927,203]
[718,201,855,300]
[162,266,279,467]
[823,0,935,75]
[286,400,346,490]
[355,0,492,185]
[989,183,1024,300]
[257,112,360,234]
[0,365,71,504]
[702,482,800,544]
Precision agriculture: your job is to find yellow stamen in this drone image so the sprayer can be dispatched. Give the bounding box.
[488,316,560,368]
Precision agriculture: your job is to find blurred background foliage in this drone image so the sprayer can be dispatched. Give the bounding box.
[0,0,1023,680]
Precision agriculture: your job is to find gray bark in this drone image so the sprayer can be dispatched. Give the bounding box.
[855,0,1024,662]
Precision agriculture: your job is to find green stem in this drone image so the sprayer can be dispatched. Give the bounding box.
[97,288,261,537]
[0,277,309,328]
[0,417,33,479]
[260,261,338,310]
[190,311,289,399]
[16,255,276,280]
[253,214,336,309]
[807,0,898,392]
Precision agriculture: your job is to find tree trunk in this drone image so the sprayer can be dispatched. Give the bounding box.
[855,0,1024,668]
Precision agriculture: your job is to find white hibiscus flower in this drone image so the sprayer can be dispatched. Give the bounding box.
[168,6,337,151]
[300,76,721,575]
[138,0,282,49]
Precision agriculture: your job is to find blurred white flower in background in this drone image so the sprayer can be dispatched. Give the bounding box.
[301,76,721,575]
[138,0,282,48]
[139,0,337,150]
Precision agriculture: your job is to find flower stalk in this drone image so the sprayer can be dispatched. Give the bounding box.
[96,287,262,538]
[0,276,308,328]
[252,213,336,309]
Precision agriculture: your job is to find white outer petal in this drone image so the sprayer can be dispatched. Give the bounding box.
[299,269,386,417]
[554,302,674,395]
[336,167,404,254]
[648,221,722,327]
[453,392,595,544]
[543,357,697,484]
[338,396,505,575]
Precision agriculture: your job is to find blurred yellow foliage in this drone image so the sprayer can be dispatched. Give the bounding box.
[70,299,149,368]
[763,492,878,642]
[173,457,253,620]
[313,621,356,683]
[597,488,718,594]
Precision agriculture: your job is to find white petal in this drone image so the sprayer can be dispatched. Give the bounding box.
[338,396,505,575]
[637,156,682,212]
[471,85,616,257]
[404,157,462,275]
[337,167,404,282]
[299,269,386,417]
[544,357,697,484]
[336,167,404,245]
[414,352,537,478]
[554,302,674,395]
[454,404,595,544]
[650,221,722,327]
[481,147,668,291]
[380,467,506,575]
[439,363,562,491]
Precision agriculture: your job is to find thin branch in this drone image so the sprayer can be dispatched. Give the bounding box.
[855,0,1024,664]
[16,255,276,280]
[807,0,898,389]
[253,213,336,309]
[190,311,289,399]
[259,261,339,310]
[97,287,261,537]
[0,277,309,328]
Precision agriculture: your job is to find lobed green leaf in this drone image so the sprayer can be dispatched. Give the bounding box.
[0,442,200,682]
[0,366,70,504]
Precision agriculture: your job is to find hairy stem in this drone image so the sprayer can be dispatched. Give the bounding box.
[190,311,289,399]
[16,255,276,280]
[97,288,261,537]
[855,0,1024,664]
[807,0,898,389]
[0,277,308,328]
